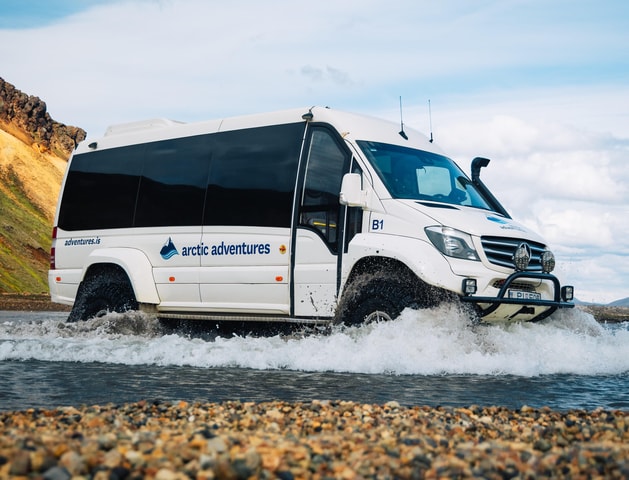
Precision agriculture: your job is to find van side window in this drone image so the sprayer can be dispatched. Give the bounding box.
[135,135,210,227]
[204,123,304,228]
[300,128,350,253]
[57,144,144,231]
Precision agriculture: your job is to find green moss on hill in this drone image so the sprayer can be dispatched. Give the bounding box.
[0,166,51,293]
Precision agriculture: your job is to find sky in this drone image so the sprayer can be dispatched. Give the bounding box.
[1,0,627,303]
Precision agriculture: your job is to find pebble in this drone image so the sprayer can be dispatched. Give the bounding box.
[1,400,628,478]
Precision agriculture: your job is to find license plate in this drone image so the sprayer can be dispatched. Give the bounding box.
[508,290,541,300]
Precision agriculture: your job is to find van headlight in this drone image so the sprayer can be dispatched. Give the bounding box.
[425,226,480,261]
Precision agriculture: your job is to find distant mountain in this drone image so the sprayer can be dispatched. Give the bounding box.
[0,77,85,293]
[573,297,629,307]
[572,298,589,305]
[609,297,629,307]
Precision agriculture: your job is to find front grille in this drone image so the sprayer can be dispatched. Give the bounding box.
[491,280,537,291]
[481,236,547,272]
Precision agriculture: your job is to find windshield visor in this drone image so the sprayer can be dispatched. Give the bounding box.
[358,141,493,210]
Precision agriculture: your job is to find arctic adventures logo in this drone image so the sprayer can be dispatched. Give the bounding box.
[160,238,271,260]
[160,238,179,259]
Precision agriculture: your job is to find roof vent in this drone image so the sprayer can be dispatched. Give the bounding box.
[104,118,184,136]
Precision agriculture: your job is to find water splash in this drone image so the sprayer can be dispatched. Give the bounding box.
[1,306,628,376]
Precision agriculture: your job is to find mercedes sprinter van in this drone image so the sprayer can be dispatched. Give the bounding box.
[49,107,574,324]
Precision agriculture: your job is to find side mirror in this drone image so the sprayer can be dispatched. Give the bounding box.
[339,173,366,207]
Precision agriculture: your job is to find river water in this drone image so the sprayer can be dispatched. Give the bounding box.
[1,305,628,412]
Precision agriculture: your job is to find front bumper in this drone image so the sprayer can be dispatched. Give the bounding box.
[460,271,574,322]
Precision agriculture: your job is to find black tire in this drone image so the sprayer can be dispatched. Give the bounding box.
[335,269,444,325]
[68,268,138,322]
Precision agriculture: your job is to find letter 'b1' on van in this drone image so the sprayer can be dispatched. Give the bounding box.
[49,107,574,325]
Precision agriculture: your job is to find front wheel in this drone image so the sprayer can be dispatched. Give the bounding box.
[335,270,443,325]
[68,268,138,322]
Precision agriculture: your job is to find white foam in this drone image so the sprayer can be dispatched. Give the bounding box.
[1,306,627,376]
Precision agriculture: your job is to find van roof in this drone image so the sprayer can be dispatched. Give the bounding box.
[79,107,440,154]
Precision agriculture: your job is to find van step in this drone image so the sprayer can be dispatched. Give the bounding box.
[143,308,330,325]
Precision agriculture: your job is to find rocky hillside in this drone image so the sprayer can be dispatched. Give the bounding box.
[0,77,86,293]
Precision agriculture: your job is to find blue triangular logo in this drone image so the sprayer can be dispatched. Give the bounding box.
[160,237,179,260]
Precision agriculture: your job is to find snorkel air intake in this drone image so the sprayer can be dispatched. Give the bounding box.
[471,157,511,219]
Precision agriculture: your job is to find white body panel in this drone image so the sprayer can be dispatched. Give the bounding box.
[293,228,338,317]
[198,227,291,314]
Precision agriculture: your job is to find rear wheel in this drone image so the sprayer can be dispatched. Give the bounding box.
[68,267,138,322]
[335,268,444,325]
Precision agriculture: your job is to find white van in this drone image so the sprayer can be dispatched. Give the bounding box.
[49,107,574,325]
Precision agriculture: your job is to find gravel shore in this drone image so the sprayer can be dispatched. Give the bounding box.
[1,400,628,479]
[0,293,71,312]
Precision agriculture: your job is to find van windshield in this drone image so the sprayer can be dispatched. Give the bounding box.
[357,141,494,210]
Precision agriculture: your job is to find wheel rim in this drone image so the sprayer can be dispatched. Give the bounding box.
[364,310,394,323]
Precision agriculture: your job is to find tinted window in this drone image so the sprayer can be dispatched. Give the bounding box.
[299,128,350,253]
[135,135,210,227]
[204,123,304,227]
[58,144,144,230]
[59,123,304,231]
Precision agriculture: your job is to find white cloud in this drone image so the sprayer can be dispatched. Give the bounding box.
[540,206,616,249]
[559,253,629,305]
[431,107,628,303]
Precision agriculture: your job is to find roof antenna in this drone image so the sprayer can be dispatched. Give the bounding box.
[398,96,408,140]
[428,99,434,143]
